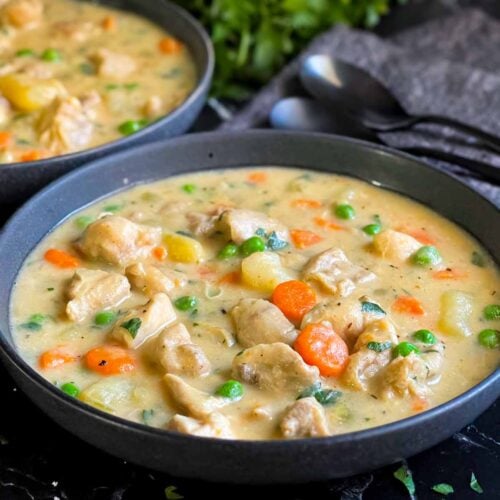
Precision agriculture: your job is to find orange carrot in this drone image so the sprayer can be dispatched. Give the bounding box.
[218,270,240,285]
[20,150,45,162]
[432,269,467,280]
[198,264,216,278]
[44,248,80,269]
[272,280,316,323]
[314,216,345,231]
[412,396,429,412]
[294,322,349,377]
[392,296,425,316]
[158,37,183,55]
[102,15,117,31]
[247,171,267,184]
[152,246,167,261]
[85,345,136,375]
[39,349,76,369]
[290,229,323,249]
[0,131,12,149]
[399,227,436,245]
[291,199,322,209]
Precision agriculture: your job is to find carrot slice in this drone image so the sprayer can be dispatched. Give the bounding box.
[272,280,316,323]
[20,150,45,162]
[291,199,322,209]
[290,229,323,249]
[44,248,80,269]
[247,172,267,184]
[85,345,136,375]
[152,246,167,261]
[218,270,240,285]
[392,296,425,316]
[158,37,183,55]
[294,322,349,377]
[432,269,467,280]
[399,227,436,245]
[39,349,76,369]
[102,15,117,31]
[314,216,344,231]
[412,396,429,412]
[0,131,12,149]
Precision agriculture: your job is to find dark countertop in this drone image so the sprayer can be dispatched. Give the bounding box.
[1,1,499,498]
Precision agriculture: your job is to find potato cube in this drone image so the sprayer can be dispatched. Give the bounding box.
[438,290,473,337]
[163,232,204,263]
[241,251,291,292]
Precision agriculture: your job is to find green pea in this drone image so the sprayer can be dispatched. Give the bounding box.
[334,204,355,220]
[239,236,265,257]
[412,329,437,345]
[174,296,198,311]
[218,242,239,260]
[16,48,35,57]
[118,119,148,136]
[412,246,442,267]
[215,380,243,400]
[41,48,62,62]
[94,311,117,326]
[75,215,94,229]
[483,304,500,321]
[478,329,499,349]
[182,184,196,194]
[61,382,80,398]
[393,341,420,358]
[362,223,381,236]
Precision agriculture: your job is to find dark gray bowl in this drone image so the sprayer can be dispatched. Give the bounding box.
[0,0,213,204]
[0,131,498,484]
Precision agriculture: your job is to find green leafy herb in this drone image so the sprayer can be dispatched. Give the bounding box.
[393,464,415,496]
[471,251,486,267]
[432,483,454,496]
[124,82,139,90]
[20,313,47,331]
[266,231,288,251]
[165,485,183,500]
[103,204,123,213]
[361,301,386,316]
[367,341,392,352]
[255,227,266,237]
[16,48,35,57]
[75,215,94,229]
[121,318,142,338]
[79,62,95,75]
[141,409,155,425]
[298,382,342,406]
[105,83,120,91]
[470,472,483,494]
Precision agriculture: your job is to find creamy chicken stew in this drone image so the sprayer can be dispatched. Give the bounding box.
[12,168,500,440]
[0,0,196,162]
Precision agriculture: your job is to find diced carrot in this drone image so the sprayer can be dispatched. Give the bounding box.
[392,296,425,316]
[290,229,323,249]
[198,264,216,278]
[412,396,429,412]
[20,150,45,162]
[291,199,322,209]
[39,349,76,369]
[432,269,467,280]
[218,270,240,285]
[247,171,267,184]
[85,345,136,375]
[294,322,349,377]
[158,37,183,55]
[102,15,117,31]
[152,246,167,261]
[272,280,316,323]
[0,131,12,149]
[399,227,436,245]
[44,248,80,269]
[314,216,345,231]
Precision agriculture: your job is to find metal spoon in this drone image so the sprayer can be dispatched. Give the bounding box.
[300,55,500,154]
[270,97,500,183]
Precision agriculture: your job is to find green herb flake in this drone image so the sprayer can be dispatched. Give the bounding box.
[16,48,35,57]
[124,82,139,90]
[165,485,183,500]
[121,317,142,338]
[20,313,47,331]
[361,301,386,316]
[103,204,123,213]
[471,251,486,267]
[105,83,120,91]
[432,483,454,496]
[266,231,288,251]
[393,464,415,496]
[298,382,342,406]
[367,341,392,352]
[47,287,54,291]
[255,227,266,237]
[75,215,94,229]
[182,183,196,194]
[470,472,483,494]
[141,409,155,425]
[79,62,95,75]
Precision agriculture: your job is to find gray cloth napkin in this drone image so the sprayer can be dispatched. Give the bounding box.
[220,8,500,205]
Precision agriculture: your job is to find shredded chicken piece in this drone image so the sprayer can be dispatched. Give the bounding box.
[280,397,329,438]
[91,49,136,79]
[168,413,234,439]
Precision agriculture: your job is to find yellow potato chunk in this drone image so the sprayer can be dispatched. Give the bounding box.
[79,377,137,413]
[0,74,66,112]
[241,251,291,292]
[438,290,473,337]
[163,232,204,263]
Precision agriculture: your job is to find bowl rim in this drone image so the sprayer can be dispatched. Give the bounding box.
[0,130,498,450]
[3,0,214,169]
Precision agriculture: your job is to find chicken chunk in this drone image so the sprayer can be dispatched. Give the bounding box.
[77,215,161,267]
[280,397,329,438]
[164,373,230,419]
[381,353,430,399]
[91,49,136,79]
[125,263,181,297]
[66,269,130,323]
[231,298,297,348]
[353,318,398,351]
[186,205,227,237]
[373,229,422,262]
[303,248,376,297]
[232,342,319,393]
[155,323,211,377]
[37,96,94,153]
[143,95,164,118]
[0,96,10,125]
[52,20,100,42]
[168,413,234,439]
[1,0,43,29]
[111,293,176,348]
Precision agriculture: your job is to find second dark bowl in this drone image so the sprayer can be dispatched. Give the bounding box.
[0,0,214,204]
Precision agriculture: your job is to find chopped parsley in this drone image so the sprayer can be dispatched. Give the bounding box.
[361,301,386,316]
[298,382,342,406]
[393,464,415,496]
[20,313,47,331]
[121,318,142,338]
[471,251,486,268]
[367,341,392,352]
[253,228,288,251]
[141,409,155,425]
